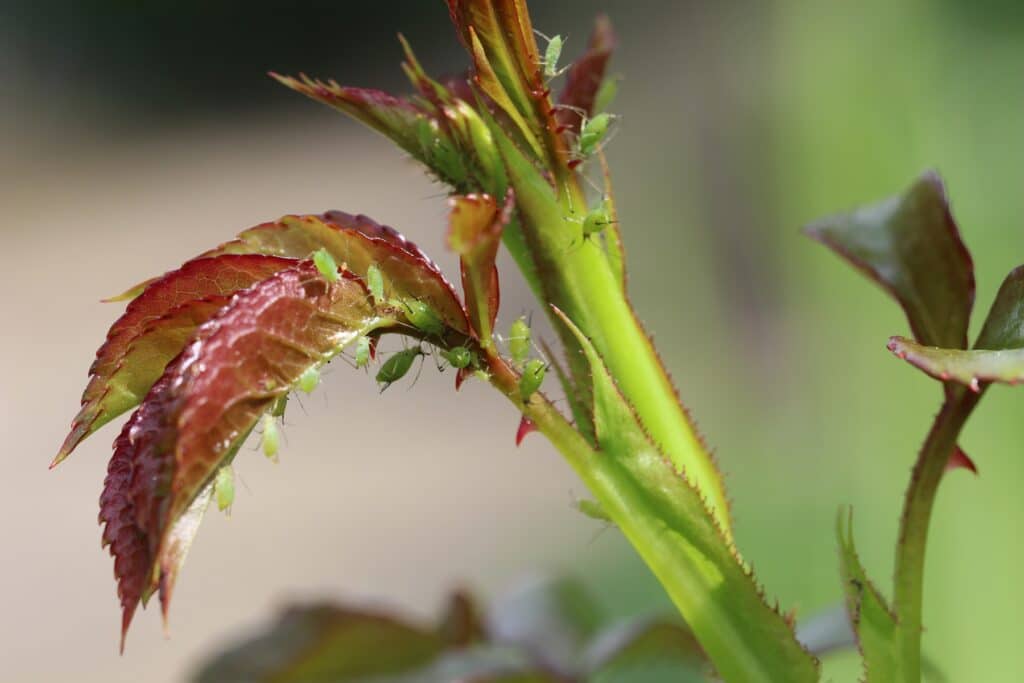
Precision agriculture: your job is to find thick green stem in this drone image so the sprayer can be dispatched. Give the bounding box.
[893,387,979,679]
[485,357,814,683]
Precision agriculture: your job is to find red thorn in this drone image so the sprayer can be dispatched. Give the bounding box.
[568,159,583,170]
[368,337,379,360]
[946,446,978,475]
[455,367,471,391]
[969,377,981,393]
[515,416,537,446]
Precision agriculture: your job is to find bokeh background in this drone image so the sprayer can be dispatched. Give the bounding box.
[3,0,1023,680]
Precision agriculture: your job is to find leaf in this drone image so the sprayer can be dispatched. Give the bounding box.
[192,603,447,683]
[487,576,603,676]
[552,307,819,682]
[447,191,513,343]
[447,0,569,173]
[975,265,1024,350]
[888,336,1024,391]
[202,211,471,335]
[56,254,294,465]
[837,508,899,681]
[271,73,426,158]
[101,263,430,642]
[556,15,617,136]
[582,617,707,680]
[805,171,975,349]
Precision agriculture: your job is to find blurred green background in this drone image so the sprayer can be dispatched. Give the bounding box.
[3,1,1022,680]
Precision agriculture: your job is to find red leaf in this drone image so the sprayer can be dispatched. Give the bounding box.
[556,15,617,136]
[447,191,513,342]
[203,212,472,335]
[56,254,294,465]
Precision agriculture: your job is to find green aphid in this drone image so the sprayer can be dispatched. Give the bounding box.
[543,34,564,79]
[366,264,385,304]
[214,465,235,513]
[508,317,531,366]
[519,358,547,400]
[270,394,288,418]
[376,347,423,390]
[298,366,320,394]
[441,346,473,369]
[579,112,613,157]
[354,336,372,369]
[312,248,340,283]
[402,299,445,338]
[583,198,614,237]
[575,498,612,523]
[262,414,280,460]
[593,77,619,114]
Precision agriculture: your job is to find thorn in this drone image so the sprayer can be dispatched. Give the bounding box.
[969,377,981,393]
[515,415,537,446]
[946,446,978,475]
[368,337,379,360]
[455,366,471,391]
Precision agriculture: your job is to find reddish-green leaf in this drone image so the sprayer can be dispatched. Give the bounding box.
[975,265,1024,351]
[56,254,294,465]
[447,191,513,343]
[888,336,1024,391]
[193,603,447,683]
[805,172,975,349]
[271,73,426,158]
[101,263,414,642]
[202,212,472,335]
[556,15,617,136]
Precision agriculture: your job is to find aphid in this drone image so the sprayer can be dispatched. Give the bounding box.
[543,34,564,79]
[578,112,614,158]
[519,358,547,400]
[402,298,445,338]
[508,317,531,366]
[214,465,235,513]
[261,414,280,461]
[376,346,424,391]
[575,498,612,523]
[312,248,340,283]
[441,346,473,369]
[354,336,372,369]
[297,366,320,394]
[582,198,614,238]
[593,77,619,114]
[366,264,385,305]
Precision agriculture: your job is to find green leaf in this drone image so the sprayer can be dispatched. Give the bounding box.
[805,171,975,349]
[552,307,819,683]
[975,265,1024,350]
[888,336,1024,391]
[837,508,900,681]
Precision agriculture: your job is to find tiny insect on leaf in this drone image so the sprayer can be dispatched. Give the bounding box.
[298,366,320,394]
[594,77,619,114]
[583,198,614,236]
[575,498,612,522]
[262,414,280,460]
[519,359,547,400]
[441,346,473,369]
[270,395,288,419]
[366,264,385,304]
[214,466,235,513]
[509,317,531,366]
[579,112,613,157]
[355,336,372,369]
[544,34,564,79]
[311,248,340,283]
[376,347,423,389]
[402,299,445,337]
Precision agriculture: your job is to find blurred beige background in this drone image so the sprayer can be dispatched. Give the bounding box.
[4,1,1024,681]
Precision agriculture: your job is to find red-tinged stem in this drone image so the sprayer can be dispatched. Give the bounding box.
[893,386,980,680]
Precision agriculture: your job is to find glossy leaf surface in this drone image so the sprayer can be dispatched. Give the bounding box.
[805,172,975,349]
[888,336,1024,391]
[57,254,294,464]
